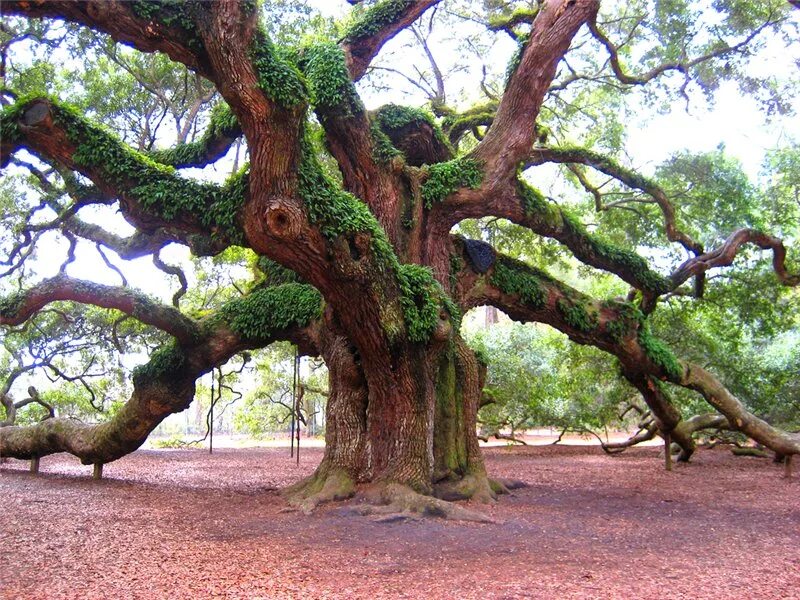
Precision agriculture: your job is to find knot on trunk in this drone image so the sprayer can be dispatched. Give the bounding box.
[264,201,303,240]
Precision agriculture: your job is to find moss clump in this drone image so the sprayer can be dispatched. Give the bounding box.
[132,342,187,384]
[397,264,458,343]
[556,298,598,333]
[560,214,671,294]
[130,1,203,49]
[370,121,403,163]
[43,100,247,245]
[255,256,301,286]
[0,97,33,145]
[345,0,414,42]
[148,102,240,167]
[250,29,308,110]
[0,291,25,319]
[218,283,322,341]
[488,7,538,30]
[637,322,683,380]
[449,253,463,292]
[490,256,547,309]
[421,158,483,208]
[300,42,362,115]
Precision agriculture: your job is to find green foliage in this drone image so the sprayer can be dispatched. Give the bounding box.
[421,158,483,208]
[132,342,187,384]
[344,0,414,42]
[300,42,362,114]
[637,322,683,380]
[256,256,301,286]
[151,435,188,449]
[218,283,322,341]
[489,257,546,309]
[147,101,240,166]
[250,29,308,110]
[130,1,203,49]
[397,264,457,343]
[0,291,25,319]
[370,121,403,163]
[29,99,248,244]
[556,298,598,332]
[372,103,453,161]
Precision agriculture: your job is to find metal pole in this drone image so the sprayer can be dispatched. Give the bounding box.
[295,353,301,465]
[290,347,296,458]
[209,369,215,454]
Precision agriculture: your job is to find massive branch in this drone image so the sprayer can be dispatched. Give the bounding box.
[451,237,800,458]
[3,1,212,76]
[342,0,442,81]
[0,275,200,345]
[0,283,323,464]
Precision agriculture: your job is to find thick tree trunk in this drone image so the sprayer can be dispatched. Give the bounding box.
[287,329,497,509]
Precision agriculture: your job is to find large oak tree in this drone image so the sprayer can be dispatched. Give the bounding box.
[1,0,798,515]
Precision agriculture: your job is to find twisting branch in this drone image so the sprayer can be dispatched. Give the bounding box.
[0,275,201,345]
[1,386,54,428]
[152,251,188,308]
[342,0,443,81]
[670,229,800,289]
[588,14,779,87]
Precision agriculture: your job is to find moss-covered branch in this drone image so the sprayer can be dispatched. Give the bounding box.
[0,275,201,345]
[2,97,248,248]
[342,0,442,81]
[147,102,242,168]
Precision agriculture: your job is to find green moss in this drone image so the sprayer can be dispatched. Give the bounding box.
[43,100,247,245]
[130,1,203,49]
[300,42,362,115]
[370,121,402,163]
[449,253,463,292]
[490,256,547,309]
[556,298,598,332]
[147,102,240,167]
[250,29,308,110]
[0,291,25,319]
[132,341,187,384]
[372,104,453,161]
[0,98,30,145]
[256,256,300,286]
[505,32,530,84]
[421,158,483,208]
[561,214,671,294]
[397,264,458,343]
[637,321,683,380]
[345,0,414,42]
[517,179,561,225]
[218,283,322,341]
[488,7,538,30]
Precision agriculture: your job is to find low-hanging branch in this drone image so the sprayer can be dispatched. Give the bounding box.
[451,237,800,458]
[0,275,200,345]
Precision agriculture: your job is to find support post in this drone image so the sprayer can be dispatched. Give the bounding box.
[209,368,215,455]
[785,455,793,479]
[295,353,301,466]
[30,456,39,474]
[664,433,672,472]
[93,463,103,480]
[290,347,297,458]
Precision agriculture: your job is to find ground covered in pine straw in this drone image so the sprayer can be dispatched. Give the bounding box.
[1,444,798,599]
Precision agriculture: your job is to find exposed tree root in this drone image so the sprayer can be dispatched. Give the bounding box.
[433,471,500,502]
[352,482,498,523]
[283,465,356,515]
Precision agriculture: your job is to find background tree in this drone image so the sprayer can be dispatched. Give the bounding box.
[1,0,798,517]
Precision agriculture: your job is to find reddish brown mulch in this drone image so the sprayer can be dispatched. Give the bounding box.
[1,445,798,599]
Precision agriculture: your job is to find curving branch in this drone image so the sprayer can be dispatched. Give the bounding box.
[2,1,212,77]
[2,97,243,253]
[474,0,599,177]
[588,14,779,87]
[452,236,800,458]
[670,228,800,289]
[1,386,54,428]
[342,0,443,81]
[527,145,704,255]
[0,283,323,464]
[0,275,200,345]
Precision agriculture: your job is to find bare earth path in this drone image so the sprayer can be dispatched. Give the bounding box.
[1,445,798,599]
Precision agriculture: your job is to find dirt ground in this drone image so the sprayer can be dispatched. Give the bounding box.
[1,444,798,600]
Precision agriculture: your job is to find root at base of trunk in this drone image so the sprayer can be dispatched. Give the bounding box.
[350,482,498,523]
[433,471,526,502]
[283,466,356,514]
